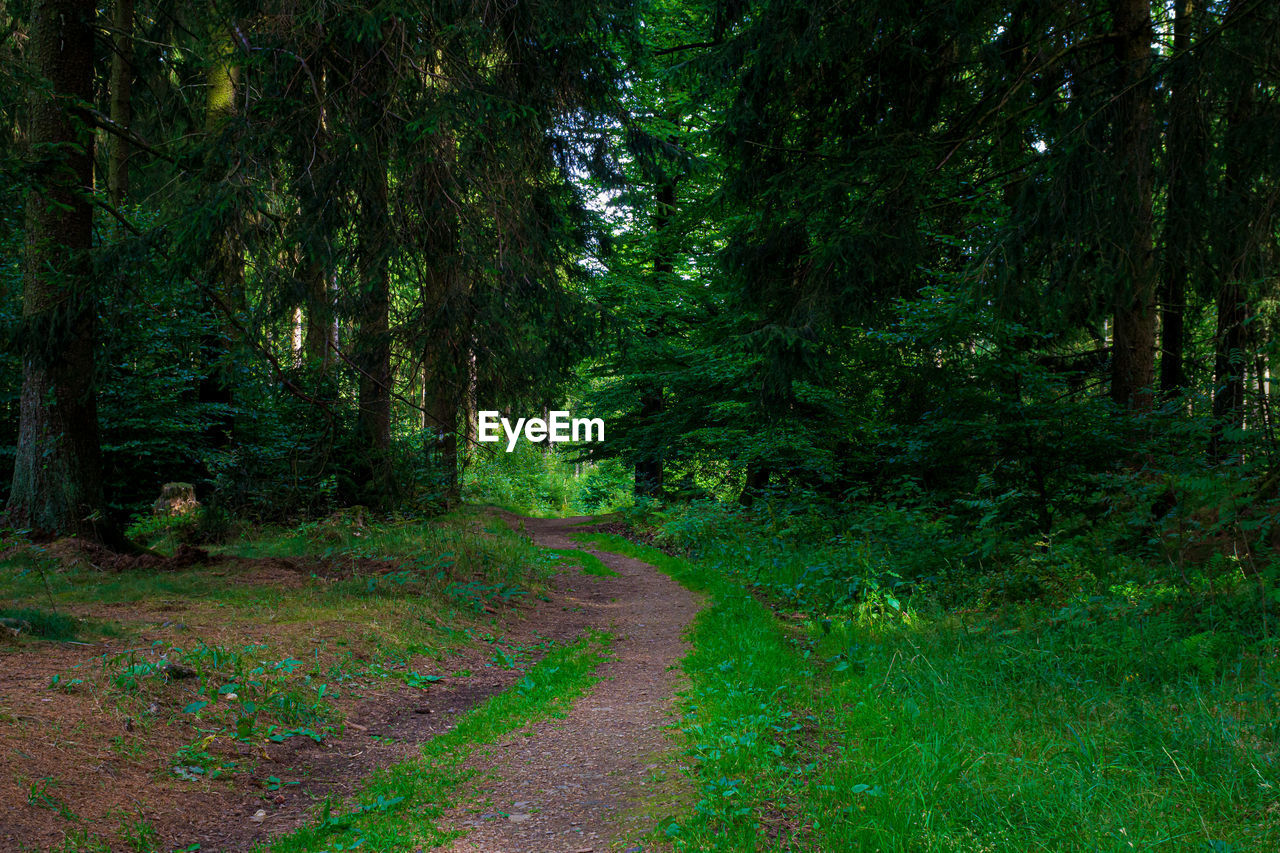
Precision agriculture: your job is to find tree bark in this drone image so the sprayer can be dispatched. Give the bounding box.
[418,128,465,501]
[7,0,111,541]
[354,157,392,490]
[298,54,334,371]
[107,0,133,207]
[1209,91,1259,461]
[1108,0,1157,412]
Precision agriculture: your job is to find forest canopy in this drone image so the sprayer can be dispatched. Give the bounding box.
[1,0,1278,572]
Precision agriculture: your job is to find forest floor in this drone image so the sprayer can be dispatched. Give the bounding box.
[0,510,700,853]
[6,506,1279,851]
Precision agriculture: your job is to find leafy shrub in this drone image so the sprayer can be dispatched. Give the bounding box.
[571,458,633,512]
[464,442,576,516]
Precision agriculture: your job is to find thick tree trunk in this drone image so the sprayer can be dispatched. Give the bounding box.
[1210,101,1258,461]
[1108,0,1157,412]
[1209,1,1266,462]
[302,267,333,370]
[426,357,459,498]
[107,0,133,207]
[354,160,393,492]
[419,131,465,501]
[421,281,466,501]
[1159,0,1205,399]
[7,0,110,541]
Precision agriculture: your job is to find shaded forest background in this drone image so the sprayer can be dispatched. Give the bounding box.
[3,0,1280,591]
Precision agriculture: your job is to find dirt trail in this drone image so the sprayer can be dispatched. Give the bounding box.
[439,515,701,853]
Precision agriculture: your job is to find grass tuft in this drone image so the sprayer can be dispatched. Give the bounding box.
[0,606,80,641]
[546,547,619,577]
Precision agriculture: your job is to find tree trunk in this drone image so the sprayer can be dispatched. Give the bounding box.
[349,35,395,502]
[464,342,479,448]
[634,390,664,498]
[1209,99,1257,461]
[302,263,334,370]
[421,277,465,501]
[298,54,334,371]
[198,30,242,451]
[1209,1,1268,462]
[354,159,392,493]
[418,129,465,501]
[7,0,111,541]
[1257,356,1274,456]
[1211,277,1247,458]
[1159,0,1205,399]
[107,0,133,208]
[426,357,459,498]
[738,463,770,507]
[1108,0,1157,412]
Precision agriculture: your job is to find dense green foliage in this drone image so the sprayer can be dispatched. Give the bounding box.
[3,0,634,523]
[588,514,1280,849]
[3,0,1280,844]
[5,0,1280,562]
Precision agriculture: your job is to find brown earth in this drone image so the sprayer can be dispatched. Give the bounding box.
[0,514,701,852]
[0,565,554,852]
[438,515,701,853]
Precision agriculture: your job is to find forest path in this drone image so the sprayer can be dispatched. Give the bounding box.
[438,515,701,852]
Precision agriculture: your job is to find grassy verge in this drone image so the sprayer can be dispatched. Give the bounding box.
[265,630,613,852]
[576,533,814,850]
[545,547,619,577]
[581,532,1280,852]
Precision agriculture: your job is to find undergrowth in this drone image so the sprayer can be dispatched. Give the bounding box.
[585,523,1280,851]
[463,442,633,517]
[2,508,567,819]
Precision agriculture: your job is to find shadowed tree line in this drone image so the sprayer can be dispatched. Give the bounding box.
[3,0,1280,565]
[594,0,1280,550]
[1,0,632,539]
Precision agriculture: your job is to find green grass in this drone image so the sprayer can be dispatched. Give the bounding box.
[1,509,553,658]
[546,547,619,577]
[264,630,613,852]
[0,606,81,640]
[6,510,571,804]
[582,532,1280,852]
